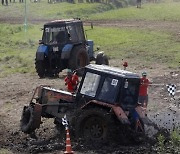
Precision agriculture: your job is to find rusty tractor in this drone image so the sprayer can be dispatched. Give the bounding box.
[20,64,148,145]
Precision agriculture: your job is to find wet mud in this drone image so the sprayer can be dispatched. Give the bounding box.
[0,71,179,154]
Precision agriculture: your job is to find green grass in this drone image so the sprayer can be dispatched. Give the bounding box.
[87,26,180,68]
[89,2,180,21]
[0,1,180,76]
[0,1,115,21]
[1,1,180,21]
[0,24,179,77]
[0,24,42,77]
[156,129,180,153]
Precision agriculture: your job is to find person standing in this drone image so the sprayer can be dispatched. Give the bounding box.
[138,72,151,109]
[137,0,141,8]
[2,0,8,5]
[64,69,79,93]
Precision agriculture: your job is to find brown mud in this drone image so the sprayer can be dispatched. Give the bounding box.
[0,64,179,154]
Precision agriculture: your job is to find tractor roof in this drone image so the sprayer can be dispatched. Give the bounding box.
[44,19,82,26]
[85,64,140,79]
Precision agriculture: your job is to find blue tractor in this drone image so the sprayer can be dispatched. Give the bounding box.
[35,19,109,78]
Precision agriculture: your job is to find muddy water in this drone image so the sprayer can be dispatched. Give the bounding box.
[148,107,180,131]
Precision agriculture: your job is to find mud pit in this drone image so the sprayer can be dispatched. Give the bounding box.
[0,61,179,154]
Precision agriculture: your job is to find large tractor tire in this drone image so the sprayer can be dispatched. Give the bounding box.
[35,59,48,78]
[95,52,109,65]
[74,108,114,147]
[68,46,89,76]
[20,105,37,134]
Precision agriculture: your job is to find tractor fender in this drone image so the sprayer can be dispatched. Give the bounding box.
[81,100,130,124]
[20,103,42,134]
[61,44,73,59]
[36,45,48,60]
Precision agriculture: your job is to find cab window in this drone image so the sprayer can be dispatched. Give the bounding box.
[98,77,119,103]
[80,72,101,97]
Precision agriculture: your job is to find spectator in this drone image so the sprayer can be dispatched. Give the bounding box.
[2,0,8,5]
[137,0,141,8]
[138,72,151,109]
[64,69,79,93]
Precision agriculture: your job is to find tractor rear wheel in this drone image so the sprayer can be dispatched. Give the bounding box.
[74,108,113,147]
[35,59,48,78]
[68,46,89,76]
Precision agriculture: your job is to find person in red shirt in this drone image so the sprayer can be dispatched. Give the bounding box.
[138,72,151,108]
[64,69,79,93]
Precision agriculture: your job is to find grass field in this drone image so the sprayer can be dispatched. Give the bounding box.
[89,26,180,67]
[90,2,180,21]
[0,24,41,76]
[0,1,180,76]
[0,1,180,21]
[0,1,115,20]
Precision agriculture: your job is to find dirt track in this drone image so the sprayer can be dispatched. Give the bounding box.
[0,17,180,153]
[0,60,179,153]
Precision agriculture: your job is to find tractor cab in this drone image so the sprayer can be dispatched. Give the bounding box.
[41,19,86,45]
[77,64,141,110]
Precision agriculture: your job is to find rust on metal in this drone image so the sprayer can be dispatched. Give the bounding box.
[33,103,42,129]
[41,87,75,103]
[81,100,130,124]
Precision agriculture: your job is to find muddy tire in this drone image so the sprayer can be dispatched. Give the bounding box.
[68,46,89,76]
[95,53,109,65]
[74,108,114,147]
[35,59,48,78]
[20,106,36,134]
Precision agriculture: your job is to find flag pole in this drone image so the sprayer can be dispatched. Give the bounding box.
[24,0,27,32]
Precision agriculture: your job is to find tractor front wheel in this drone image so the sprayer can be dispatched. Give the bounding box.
[20,105,36,134]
